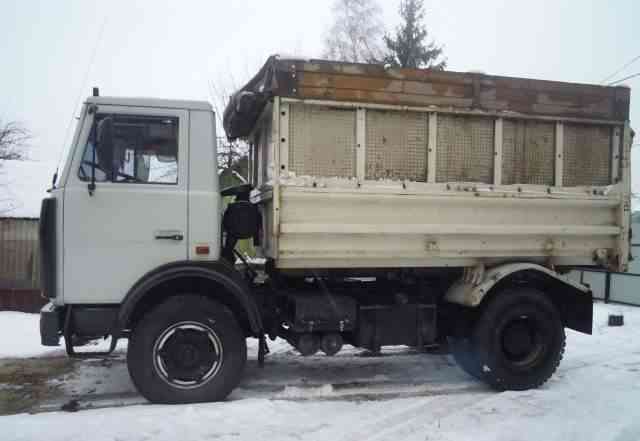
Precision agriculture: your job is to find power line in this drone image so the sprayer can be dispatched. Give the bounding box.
[54,15,109,180]
[608,72,640,86]
[600,54,640,84]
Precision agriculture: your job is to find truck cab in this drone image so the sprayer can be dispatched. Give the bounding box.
[43,97,220,307]
[41,96,262,401]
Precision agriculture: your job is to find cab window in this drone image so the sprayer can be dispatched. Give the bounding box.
[79,114,179,184]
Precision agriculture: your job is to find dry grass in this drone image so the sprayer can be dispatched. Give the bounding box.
[0,357,74,415]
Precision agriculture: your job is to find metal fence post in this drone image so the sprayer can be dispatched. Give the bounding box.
[604,272,611,304]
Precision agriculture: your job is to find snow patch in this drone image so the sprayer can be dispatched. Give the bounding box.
[277,384,334,399]
[0,312,127,359]
[0,312,63,358]
[0,160,53,218]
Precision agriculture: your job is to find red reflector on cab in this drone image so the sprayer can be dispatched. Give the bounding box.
[195,245,210,255]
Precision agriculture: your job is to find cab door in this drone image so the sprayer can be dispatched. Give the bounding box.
[62,105,189,304]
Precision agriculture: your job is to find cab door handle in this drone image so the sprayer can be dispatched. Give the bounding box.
[154,230,184,241]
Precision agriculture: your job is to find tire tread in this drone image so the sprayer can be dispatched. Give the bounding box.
[127,294,247,404]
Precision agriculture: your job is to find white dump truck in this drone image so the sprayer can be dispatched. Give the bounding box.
[40,56,633,403]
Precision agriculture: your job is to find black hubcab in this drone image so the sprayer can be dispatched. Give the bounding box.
[154,322,222,389]
[500,316,545,365]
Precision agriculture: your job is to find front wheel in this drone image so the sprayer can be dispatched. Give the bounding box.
[453,288,566,391]
[127,295,247,403]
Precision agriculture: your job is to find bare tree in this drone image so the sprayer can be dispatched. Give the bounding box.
[0,120,30,163]
[208,79,250,188]
[0,120,31,215]
[323,0,385,63]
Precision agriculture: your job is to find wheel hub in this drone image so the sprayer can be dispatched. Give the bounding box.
[501,317,540,363]
[153,321,223,389]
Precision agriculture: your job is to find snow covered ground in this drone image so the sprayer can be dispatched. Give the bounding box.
[0,312,125,358]
[1,302,640,441]
[0,312,62,358]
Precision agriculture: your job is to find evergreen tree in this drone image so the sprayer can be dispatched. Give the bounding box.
[383,0,446,69]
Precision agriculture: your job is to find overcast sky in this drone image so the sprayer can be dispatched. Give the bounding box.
[1,0,638,216]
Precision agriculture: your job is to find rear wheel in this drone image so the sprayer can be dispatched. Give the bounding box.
[127,295,247,403]
[448,335,482,380]
[451,288,565,390]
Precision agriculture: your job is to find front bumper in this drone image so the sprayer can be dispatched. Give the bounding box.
[40,302,63,346]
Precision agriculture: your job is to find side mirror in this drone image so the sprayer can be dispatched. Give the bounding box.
[220,183,252,201]
[96,116,114,179]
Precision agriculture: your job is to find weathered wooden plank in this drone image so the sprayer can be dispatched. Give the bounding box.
[277,59,630,122]
[298,72,470,98]
[298,86,474,108]
[299,61,471,85]
[224,56,630,140]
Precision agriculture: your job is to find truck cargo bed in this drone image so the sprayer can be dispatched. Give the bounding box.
[226,56,632,273]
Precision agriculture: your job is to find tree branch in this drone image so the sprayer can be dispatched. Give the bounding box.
[0,120,31,162]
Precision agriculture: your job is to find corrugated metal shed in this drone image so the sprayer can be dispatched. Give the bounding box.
[0,217,40,288]
[570,212,640,306]
[0,217,44,312]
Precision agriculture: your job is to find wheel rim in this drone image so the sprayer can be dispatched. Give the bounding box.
[152,321,223,389]
[499,314,547,368]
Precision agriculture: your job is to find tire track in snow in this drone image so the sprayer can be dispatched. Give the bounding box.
[35,380,488,414]
[309,388,493,441]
